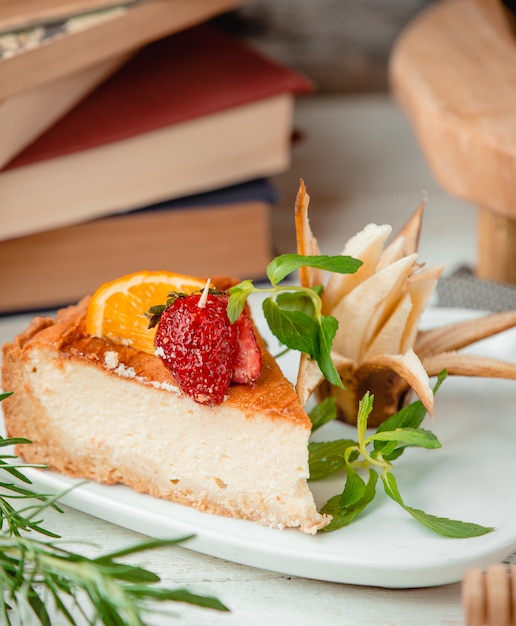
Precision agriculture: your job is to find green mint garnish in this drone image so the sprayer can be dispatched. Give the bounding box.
[227,253,362,387]
[309,372,494,537]
[381,471,493,538]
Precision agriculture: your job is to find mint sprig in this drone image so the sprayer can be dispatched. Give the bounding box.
[381,471,493,538]
[228,253,362,387]
[309,372,494,537]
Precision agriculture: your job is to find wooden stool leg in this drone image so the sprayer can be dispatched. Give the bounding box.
[477,207,516,285]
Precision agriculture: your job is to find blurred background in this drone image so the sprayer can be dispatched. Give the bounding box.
[218,0,432,94]
[2,0,515,314]
[222,0,516,305]
[214,0,480,279]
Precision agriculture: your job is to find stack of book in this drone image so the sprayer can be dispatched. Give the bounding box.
[0,1,312,313]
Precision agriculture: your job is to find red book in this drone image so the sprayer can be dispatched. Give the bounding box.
[1,24,312,241]
[0,0,247,168]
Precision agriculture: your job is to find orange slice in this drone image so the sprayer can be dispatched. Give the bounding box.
[86,270,206,353]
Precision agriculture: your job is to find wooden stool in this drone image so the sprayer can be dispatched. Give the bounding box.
[390,0,516,285]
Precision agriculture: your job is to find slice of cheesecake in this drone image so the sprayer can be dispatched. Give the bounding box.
[1,298,329,534]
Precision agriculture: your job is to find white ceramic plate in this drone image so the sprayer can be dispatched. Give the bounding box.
[1,306,516,588]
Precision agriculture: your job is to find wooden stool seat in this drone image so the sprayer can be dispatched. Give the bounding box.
[390,0,516,285]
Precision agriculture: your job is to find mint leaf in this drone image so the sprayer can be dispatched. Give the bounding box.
[381,471,493,538]
[340,463,366,507]
[309,397,338,432]
[356,391,374,443]
[227,280,255,323]
[370,428,441,450]
[262,298,318,355]
[320,469,378,532]
[375,396,427,433]
[276,290,316,316]
[373,370,447,461]
[308,439,358,481]
[312,315,343,388]
[266,254,362,286]
[262,299,343,388]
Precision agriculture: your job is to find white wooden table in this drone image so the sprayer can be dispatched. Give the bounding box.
[1,95,512,625]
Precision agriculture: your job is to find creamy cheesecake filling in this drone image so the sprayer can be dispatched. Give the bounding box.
[19,345,326,533]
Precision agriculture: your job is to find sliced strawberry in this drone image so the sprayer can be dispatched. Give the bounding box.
[232,315,262,384]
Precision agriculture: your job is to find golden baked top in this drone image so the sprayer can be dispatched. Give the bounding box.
[7,298,311,429]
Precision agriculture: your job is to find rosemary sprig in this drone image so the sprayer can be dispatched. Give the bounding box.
[0,392,228,625]
[0,535,227,626]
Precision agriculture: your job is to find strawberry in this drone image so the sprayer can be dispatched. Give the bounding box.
[232,314,262,384]
[153,287,261,405]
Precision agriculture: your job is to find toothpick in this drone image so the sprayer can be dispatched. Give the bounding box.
[198,278,211,308]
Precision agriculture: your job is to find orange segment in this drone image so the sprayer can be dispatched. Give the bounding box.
[86,270,206,353]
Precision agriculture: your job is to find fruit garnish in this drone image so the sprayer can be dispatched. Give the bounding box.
[152,280,261,405]
[231,313,262,384]
[86,270,206,353]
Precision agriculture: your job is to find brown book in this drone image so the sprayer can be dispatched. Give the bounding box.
[1,24,311,242]
[0,180,277,313]
[0,0,245,100]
